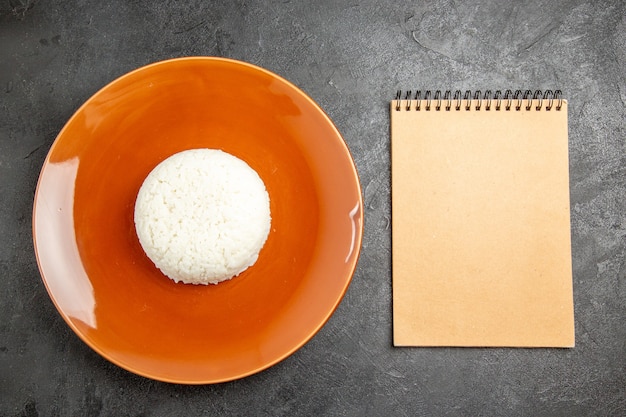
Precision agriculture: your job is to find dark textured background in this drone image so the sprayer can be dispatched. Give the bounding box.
[1,0,625,416]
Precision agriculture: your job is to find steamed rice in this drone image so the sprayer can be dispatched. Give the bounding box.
[134,149,271,285]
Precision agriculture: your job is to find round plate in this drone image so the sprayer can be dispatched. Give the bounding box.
[32,57,363,384]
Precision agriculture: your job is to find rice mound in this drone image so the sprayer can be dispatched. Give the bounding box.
[134,149,271,285]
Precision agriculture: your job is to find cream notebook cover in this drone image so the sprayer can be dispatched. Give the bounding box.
[391,90,574,347]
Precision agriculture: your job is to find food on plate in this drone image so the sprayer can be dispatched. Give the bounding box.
[134,149,271,285]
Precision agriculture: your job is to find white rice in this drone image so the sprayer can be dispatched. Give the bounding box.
[134,149,271,285]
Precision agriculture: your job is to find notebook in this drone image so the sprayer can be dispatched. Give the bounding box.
[391,90,574,347]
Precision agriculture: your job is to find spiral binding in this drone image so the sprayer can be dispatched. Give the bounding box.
[394,90,563,111]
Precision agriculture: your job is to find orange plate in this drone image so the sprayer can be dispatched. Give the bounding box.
[32,57,363,384]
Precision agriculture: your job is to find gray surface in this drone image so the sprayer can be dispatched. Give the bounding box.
[1,0,625,415]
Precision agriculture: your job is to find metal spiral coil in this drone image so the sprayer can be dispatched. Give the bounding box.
[394,90,563,111]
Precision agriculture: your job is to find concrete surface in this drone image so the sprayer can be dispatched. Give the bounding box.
[1,0,624,416]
